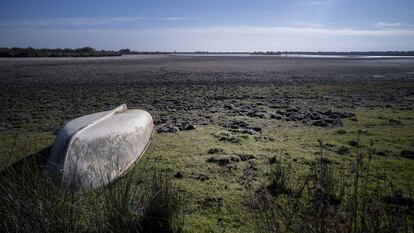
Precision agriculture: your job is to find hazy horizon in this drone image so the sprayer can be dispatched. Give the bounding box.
[1,0,414,52]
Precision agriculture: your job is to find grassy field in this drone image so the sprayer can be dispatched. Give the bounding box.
[1,55,413,232]
[145,107,414,232]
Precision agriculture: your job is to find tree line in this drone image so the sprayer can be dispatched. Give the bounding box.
[0,47,124,57]
[1,47,414,57]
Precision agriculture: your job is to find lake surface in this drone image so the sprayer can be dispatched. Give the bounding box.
[174,53,414,59]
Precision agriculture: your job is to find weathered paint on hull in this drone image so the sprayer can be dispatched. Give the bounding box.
[47,104,154,193]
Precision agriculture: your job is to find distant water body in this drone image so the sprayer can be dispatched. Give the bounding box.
[175,53,251,57]
[174,53,414,59]
[282,54,414,59]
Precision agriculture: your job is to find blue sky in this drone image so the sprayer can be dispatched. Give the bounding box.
[0,0,413,51]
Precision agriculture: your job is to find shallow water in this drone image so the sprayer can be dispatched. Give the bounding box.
[174,53,414,59]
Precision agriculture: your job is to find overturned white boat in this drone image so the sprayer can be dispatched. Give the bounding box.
[47,104,154,193]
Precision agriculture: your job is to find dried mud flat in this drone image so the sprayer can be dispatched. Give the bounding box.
[1,55,413,134]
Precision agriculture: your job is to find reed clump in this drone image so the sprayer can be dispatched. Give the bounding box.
[0,146,185,233]
[251,137,414,233]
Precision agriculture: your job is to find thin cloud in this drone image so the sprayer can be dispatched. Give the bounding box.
[160,17,185,21]
[377,22,402,27]
[0,16,184,28]
[151,26,414,37]
[247,10,273,14]
[292,21,325,28]
[308,1,328,6]
[1,25,413,51]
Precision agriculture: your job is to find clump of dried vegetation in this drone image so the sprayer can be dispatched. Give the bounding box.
[0,144,184,233]
[251,137,414,233]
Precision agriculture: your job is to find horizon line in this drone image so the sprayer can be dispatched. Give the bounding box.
[1,47,414,53]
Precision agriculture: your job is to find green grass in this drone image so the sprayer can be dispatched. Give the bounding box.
[0,156,185,233]
[0,131,53,170]
[141,106,414,232]
[250,139,414,233]
[1,106,413,232]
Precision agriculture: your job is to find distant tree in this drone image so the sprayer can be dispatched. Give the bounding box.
[119,49,131,54]
[80,47,96,53]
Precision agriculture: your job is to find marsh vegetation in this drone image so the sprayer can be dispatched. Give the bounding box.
[0,55,413,232]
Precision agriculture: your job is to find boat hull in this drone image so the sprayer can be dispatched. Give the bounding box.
[47,104,154,193]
